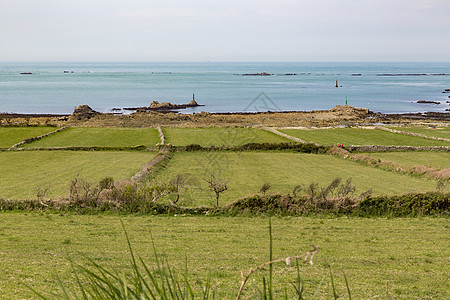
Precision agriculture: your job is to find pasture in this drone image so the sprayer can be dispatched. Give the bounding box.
[0,213,447,299]
[388,126,450,140]
[0,127,55,147]
[24,127,161,147]
[0,151,156,199]
[163,127,290,146]
[279,127,450,146]
[365,151,450,169]
[150,152,440,207]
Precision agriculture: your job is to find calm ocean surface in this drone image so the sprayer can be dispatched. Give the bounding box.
[0,62,449,114]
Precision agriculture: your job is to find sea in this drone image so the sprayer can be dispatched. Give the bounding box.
[0,62,449,115]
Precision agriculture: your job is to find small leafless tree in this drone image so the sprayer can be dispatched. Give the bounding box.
[206,174,228,207]
[170,174,189,204]
[260,182,271,195]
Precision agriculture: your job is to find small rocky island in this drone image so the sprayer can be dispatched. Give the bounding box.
[123,99,204,112]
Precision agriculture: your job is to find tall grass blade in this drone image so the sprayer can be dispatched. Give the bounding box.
[312,276,326,300]
[329,268,339,300]
[342,271,352,300]
[268,218,273,300]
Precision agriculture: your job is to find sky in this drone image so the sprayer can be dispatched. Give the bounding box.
[1,0,450,62]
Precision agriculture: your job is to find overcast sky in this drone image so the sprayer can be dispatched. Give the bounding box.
[1,0,449,62]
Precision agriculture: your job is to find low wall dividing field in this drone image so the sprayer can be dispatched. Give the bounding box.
[348,145,450,152]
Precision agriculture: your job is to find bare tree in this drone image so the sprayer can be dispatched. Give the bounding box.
[170,174,189,204]
[260,182,271,195]
[206,174,228,207]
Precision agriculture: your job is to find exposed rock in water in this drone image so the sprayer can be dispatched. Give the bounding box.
[70,105,100,120]
[242,72,271,76]
[124,100,204,112]
[188,99,198,106]
[417,100,440,105]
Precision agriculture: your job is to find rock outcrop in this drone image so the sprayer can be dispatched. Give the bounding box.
[70,105,100,120]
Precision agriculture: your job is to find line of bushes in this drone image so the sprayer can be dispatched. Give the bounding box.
[1,192,447,217]
[179,142,329,153]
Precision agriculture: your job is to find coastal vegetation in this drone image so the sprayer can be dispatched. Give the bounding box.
[0,123,448,299]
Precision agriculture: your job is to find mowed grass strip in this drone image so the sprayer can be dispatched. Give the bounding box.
[150,152,439,207]
[0,151,156,199]
[280,127,450,146]
[24,127,161,147]
[388,126,450,140]
[163,127,290,146]
[0,214,447,299]
[365,151,450,169]
[0,127,56,147]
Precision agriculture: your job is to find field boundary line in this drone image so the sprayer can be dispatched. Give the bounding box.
[377,126,450,142]
[7,146,157,152]
[131,148,171,182]
[348,145,450,152]
[157,126,166,145]
[259,126,308,144]
[328,145,450,181]
[10,126,69,148]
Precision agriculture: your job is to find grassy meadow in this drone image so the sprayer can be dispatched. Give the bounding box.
[388,126,450,139]
[280,127,450,146]
[0,151,156,199]
[163,127,290,146]
[0,125,448,299]
[150,152,440,207]
[0,213,448,299]
[24,127,161,147]
[0,127,55,147]
[365,151,450,169]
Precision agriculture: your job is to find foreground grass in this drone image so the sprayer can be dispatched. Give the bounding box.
[163,127,290,146]
[24,127,161,148]
[150,152,439,207]
[365,151,450,169]
[388,126,450,140]
[280,128,450,146]
[0,127,56,148]
[0,213,447,299]
[0,151,156,199]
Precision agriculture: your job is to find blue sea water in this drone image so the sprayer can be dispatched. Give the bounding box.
[0,62,449,114]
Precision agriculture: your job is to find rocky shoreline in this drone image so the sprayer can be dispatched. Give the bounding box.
[1,104,448,127]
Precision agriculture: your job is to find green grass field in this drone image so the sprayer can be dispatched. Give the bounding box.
[150,152,440,207]
[0,127,56,147]
[365,151,450,169]
[24,127,161,147]
[388,126,450,140]
[0,213,447,299]
[163,127,290,146]
[0,151,156,199]
[280,128,450,146]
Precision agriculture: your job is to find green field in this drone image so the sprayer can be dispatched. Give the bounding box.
[365,151,450,169]
[163,127,290,146]
[0,127,55,147]
[24,127,161,147]
[280,128,450,146]
[0,151,156,199]
[150,152,440,207]
[388,126,450,140]
[0,213,447,299]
